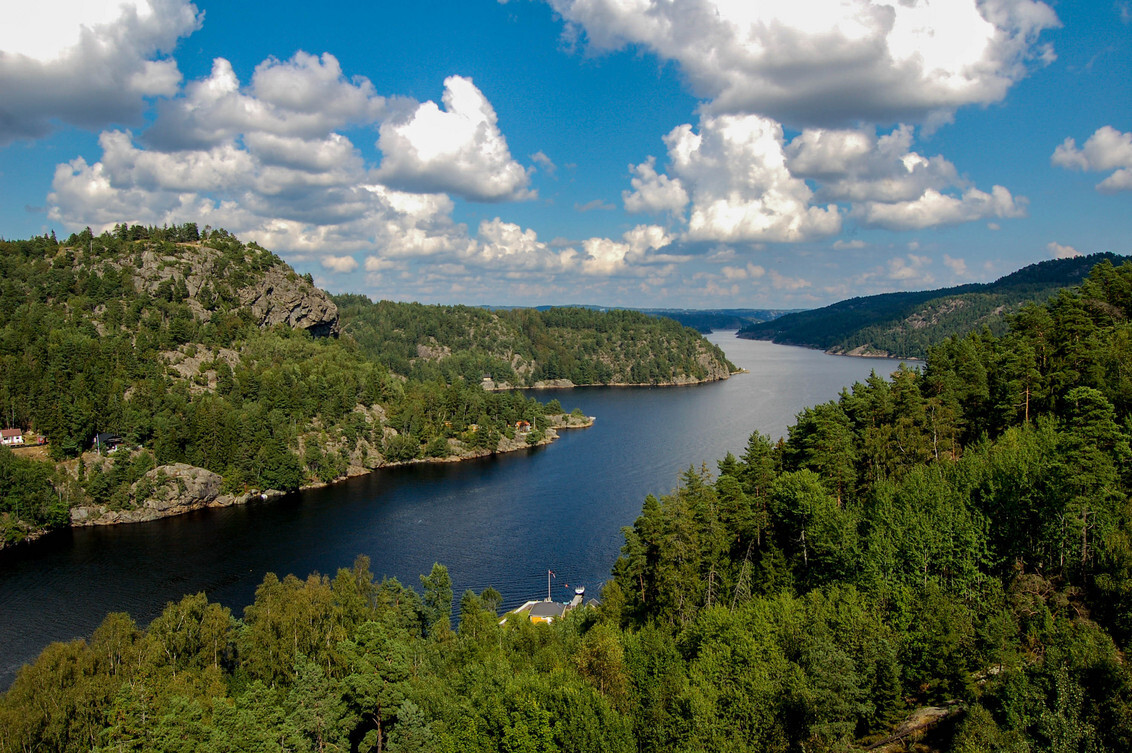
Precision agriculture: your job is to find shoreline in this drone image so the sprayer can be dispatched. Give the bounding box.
[483,371,734,392]
[0,414,597,550]
[733,334,924,363]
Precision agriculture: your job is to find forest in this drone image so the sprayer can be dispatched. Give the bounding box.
[0,226,730,546]
[335,297,735,387]
[738,252,1129,358]
[5,257,1132,751]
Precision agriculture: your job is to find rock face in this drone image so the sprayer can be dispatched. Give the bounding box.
[72,463,230,526]
[239,265,340,337]
[115,244,339,337]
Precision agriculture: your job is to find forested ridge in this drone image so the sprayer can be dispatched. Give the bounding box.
[0,226,728,546]
[6,260,1132,751]
[335,297,736,388]
[738,252,1129,358]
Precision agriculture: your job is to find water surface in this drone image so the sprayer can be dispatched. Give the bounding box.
[0,335,917,686]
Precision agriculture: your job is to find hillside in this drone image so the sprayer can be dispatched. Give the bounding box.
[0,225,723,546]
[738,252,1129,358]
[8,261,1132,752]
[336,298,737,389]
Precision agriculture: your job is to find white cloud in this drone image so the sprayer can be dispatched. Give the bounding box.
[145,54,388,150]
[0,0,202,143]
[623,156,690,214]
[576,199,617,212]
[1052,126,1132,192]
[661,113,841,243]
[531,150,557,177]
[321,255,359,273]
[549,0,1059,127]
[364,256,400,272]
[376,75,533,202]
[833,239,867,250]
[767,270,812,292]
[886,253,934,285]
[855,185,1026,230]
[581,224,672,275]
[787,125,961,202]
[1047,241,1080,259]
[475,218,578,270]
[721,263,766,280]
[943,254,968,276]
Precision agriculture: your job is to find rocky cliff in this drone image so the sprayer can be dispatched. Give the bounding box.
[69,463,286,526]
[113,243,339,337]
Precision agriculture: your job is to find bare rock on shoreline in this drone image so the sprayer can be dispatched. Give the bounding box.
[71,463,230,526]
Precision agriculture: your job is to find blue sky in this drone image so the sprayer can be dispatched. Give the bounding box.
[1,0,1129,308]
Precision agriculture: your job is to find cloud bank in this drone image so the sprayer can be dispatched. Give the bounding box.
[549,0,1058,127]
[0,0,202,144]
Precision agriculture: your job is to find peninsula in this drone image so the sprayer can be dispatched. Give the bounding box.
[0,225,732,546]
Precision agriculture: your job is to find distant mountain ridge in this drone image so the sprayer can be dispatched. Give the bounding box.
[484,305,797,333]
[737,253,1131,358]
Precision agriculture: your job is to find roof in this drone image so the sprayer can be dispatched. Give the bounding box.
[1,428,22,437]
[528,601,567,619]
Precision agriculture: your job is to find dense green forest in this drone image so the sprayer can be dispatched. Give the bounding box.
[335,297,736,387]
[7,260,1132,751]
[0,226,728,546]
[739,252,1128,358]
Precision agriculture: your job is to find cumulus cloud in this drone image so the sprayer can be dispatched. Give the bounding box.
[787,125,961,202]
[721,263,766,280]
[474,218,578,270]
[376,76,533,201]
[661,114,841,242]
[145,53,387,150]
[855,185,1026,230]
[46,49,552,276]
[321,255,359,273]
[549,0,1059,127]
[1047,241,1080,259]
[581,225,673,275]
[1052,126,1132,192]
[943,254,968,276]
[0,0,202,144]
[623,156,689,214]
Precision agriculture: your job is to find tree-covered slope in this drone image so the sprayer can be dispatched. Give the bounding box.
[738,252,1128,358]
[8,263,1132,752]
[335,296,737,388]
[0,227,583,544]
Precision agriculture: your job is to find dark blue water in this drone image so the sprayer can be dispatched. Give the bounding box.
[0,336,917,686]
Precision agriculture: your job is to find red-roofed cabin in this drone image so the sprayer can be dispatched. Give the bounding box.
[1,428,24,446]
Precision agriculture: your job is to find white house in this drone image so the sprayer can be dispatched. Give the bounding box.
[1,428,24,446]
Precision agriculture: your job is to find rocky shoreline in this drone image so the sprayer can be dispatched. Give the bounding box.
[482,372,735,391]
[59,413,595,531]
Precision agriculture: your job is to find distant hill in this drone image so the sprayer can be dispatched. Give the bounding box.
[336,299,737,388]
[636,308,797,333]
[485,305,795,333]
[0,225,734,546]
[737,253,1130,358]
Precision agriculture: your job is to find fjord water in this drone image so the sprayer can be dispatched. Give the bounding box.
[0,336,917,686]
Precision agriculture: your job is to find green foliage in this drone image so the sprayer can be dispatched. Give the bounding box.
[740,252,1130,358]
[335,297,736,387]
[9,243,1132,752]
[0,228,593,537]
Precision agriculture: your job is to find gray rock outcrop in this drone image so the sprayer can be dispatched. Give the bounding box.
[239,265,340,337]
[113,244,339,337]
[71,463,229,526]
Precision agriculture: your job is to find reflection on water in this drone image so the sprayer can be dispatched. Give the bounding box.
[0,335,918,686]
